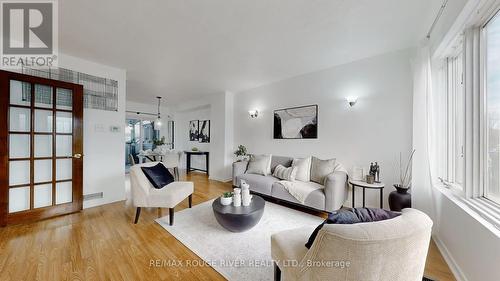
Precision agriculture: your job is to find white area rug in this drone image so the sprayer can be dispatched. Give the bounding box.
[156,199,323,281]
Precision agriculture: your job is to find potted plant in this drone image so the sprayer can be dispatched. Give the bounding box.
[234,145,248,161]
[153,136,167,153]
[220,192,233,205]
[153,136,165,146]
[389,149,415,211]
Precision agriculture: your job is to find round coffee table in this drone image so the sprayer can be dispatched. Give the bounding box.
[212,195,265,232]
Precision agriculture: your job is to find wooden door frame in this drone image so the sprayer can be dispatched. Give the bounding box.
[0,70,84,226]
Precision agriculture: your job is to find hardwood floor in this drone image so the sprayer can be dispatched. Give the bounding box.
[0,171,455,281]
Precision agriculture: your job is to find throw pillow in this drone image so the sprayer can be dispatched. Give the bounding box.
[310,156,336,184]
[246,154,272,176]
[141,163,175,189]
[305,208,401,248]
[273,164,298,181]
[292,157,312,182]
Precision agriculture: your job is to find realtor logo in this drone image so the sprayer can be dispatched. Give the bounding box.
[1,1,58,68]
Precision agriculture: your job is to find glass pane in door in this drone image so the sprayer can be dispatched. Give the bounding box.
[9,107,30,132]
[56,111,72,133]
[34,135,52,157]
[56,88,72,110]
[9,187,30,213]
[56,159,72,180]
[34,159,52,183]
[56,135,72,156]
[34,184,52,208]
[56,182,72,204]
[34,84,53,108]
[34,109,53,132]
[9,135,30,158]
[10,80,31,106]
[9,161,30,185]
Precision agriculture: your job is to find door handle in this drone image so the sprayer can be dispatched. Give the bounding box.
[73,153,82,159]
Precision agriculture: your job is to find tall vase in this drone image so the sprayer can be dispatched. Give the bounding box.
[388,185,411,212]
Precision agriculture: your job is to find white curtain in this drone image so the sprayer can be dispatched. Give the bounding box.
[412,43,442,224]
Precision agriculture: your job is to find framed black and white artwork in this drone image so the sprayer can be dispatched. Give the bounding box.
[273,105,318,139]
[189,120,199,141]
[199,120,210,143]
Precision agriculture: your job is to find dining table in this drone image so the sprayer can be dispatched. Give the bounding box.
[137,151,166,163]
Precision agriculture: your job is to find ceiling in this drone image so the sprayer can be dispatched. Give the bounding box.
[59,0,439,105]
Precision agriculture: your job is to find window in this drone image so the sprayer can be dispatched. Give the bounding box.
[446,50,465,189]
[485,10,500,205]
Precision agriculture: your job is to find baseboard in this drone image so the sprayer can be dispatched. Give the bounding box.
[83,195,125,209]
[432,234,468,281]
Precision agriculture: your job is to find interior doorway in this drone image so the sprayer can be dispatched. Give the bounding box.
[125,118,174,172]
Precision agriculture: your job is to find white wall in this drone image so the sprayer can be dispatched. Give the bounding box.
[58,54,127,209]
[233,49,414,208]
[175,105,211,171]
[173,92,234,181]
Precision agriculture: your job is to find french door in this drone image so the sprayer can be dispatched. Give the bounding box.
[0,70,83,226]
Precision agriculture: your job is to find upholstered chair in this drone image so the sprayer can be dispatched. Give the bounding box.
[130,162,194,225]
[271,208,433,281]
[162,151,182,180]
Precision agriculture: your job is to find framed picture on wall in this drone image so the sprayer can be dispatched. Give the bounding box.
[199,120,210,143]
[189,120,199,141]
[273,104,318,139]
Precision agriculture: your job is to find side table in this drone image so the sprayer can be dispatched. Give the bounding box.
[349,180,385,208]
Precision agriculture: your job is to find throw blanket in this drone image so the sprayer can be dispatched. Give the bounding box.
[277,163,349,204]
[277,180,322,204]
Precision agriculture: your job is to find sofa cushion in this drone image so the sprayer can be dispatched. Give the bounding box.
[141,163,174,189]
[292,156,311,182]
[246,154,272,176]
[270,156,293,173]
[310,156,336,184]
[305,208,401,248]
[273,164,298,181]
[237,173,279,195]
[271,181,325,210]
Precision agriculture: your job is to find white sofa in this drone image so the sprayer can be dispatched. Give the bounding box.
[129,162,194,225]
[271,208,433,281]
[232,156,348,212]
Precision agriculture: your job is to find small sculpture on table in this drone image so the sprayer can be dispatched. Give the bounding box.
[233,188,242,207]
[369,162,381,183]
[240,180,252,206]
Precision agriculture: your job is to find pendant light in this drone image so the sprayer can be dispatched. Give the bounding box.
[154,96,162,130]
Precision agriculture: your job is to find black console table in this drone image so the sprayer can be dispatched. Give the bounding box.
[184,151,209,176]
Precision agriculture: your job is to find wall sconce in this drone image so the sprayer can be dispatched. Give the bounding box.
[248,109,259,118]
[345,97,358,107]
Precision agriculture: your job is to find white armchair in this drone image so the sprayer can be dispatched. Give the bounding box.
[130,162,194,225]
[161,151,182,180]
[271,208,433,281]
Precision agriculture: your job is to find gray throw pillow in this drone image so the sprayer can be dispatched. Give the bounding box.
[246,154,272,176]
[272,164,298,181]
[310,156,336,184]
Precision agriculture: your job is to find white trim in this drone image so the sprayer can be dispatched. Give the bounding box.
[433,0,500,59]
[432,235,469,281]
[435,183,500,237]
[462,197,500,228]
